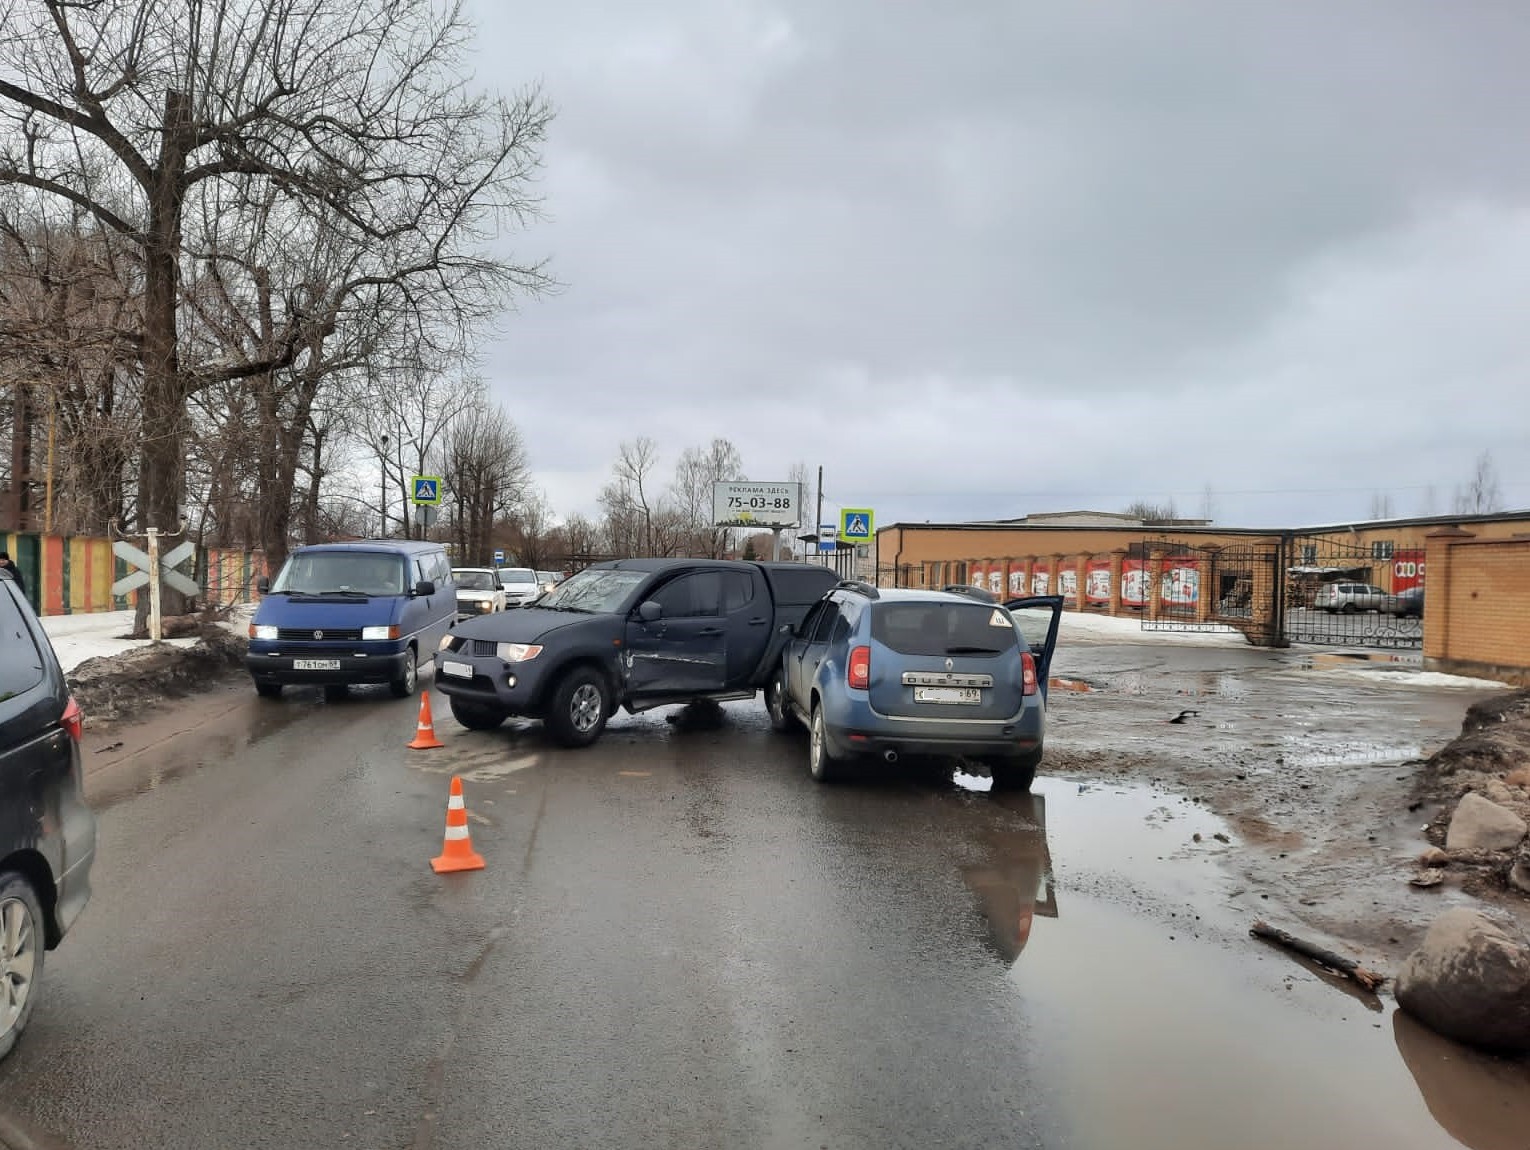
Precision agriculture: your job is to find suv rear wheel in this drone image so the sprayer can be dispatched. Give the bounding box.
[809,706,844,784]
[0,871,44,1061]
[991,747,1042,793]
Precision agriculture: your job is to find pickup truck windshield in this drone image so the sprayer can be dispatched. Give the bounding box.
[271,552,408,596]
[539,569,646,613]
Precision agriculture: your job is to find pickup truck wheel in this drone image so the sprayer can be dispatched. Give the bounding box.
[991,747,1042,793]
[766,669,798,733]
[547,668,609,748]
[0,871,44,1061]
[389,646,419,698]
[809,706,844,784]
[450,698,510,731]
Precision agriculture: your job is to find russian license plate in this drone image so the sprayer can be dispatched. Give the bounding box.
[440,660,473,679]
[293,659,341,671]
[915,686,981,705]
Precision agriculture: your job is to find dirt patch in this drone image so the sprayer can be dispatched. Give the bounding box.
[67,628,249,727]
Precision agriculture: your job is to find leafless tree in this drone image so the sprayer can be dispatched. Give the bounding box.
[600,437,665,556]
[1369,491,1394,521]
[0,0,552,614]
[440,397,529,565]
[1453,451,1503,516]
[672,437,744,557]
[1123,498,1178,524]
[505,488,555,571]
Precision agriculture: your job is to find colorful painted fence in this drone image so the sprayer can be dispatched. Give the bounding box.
[0,531,265,616]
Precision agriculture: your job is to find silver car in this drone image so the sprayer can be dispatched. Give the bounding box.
[1313,582,1388,613]
[496,567,542,607]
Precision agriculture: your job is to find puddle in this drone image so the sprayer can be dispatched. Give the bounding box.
[964,779,1530,1150]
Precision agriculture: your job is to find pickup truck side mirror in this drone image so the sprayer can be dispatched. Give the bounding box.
[414,579,436,598]
[638,600,662,623]
[778,623,794,636]
[255,575,270,594]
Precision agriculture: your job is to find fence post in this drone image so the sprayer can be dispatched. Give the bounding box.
[1109,549,1126,617]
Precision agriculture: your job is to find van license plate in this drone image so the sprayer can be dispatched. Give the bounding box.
[915,686,981,704]
[293,659,340,671]
[441,660,473,679]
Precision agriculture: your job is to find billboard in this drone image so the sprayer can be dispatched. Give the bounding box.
[1086,561,1112,605]
[712,482,804,528]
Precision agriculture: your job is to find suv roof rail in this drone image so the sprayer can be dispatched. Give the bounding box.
[835,579,880,600]
[942,583,998,603]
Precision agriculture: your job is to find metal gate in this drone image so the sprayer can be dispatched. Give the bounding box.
[1139,540,1287,646]
[1284,534,1422,649]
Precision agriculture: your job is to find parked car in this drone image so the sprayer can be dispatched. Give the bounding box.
[1383,585,1425,618]
[0,570,97,1060]
[453,568,506,618]
[767,582,1063,789]
[1312,582,1389,614]
[434,559,839,746]
[245,540,457,699]
[496,567,543,608]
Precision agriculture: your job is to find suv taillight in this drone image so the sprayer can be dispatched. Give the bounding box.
[848,645,871,690]
[61,695,84,742]
[1022,652,1038,696]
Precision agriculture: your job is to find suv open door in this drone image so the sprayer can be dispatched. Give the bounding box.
[1003,596,1064,698]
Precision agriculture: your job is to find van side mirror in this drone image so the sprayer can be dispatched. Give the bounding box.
[255,576,270,594]
[414,579,436,598]
[638,600,662,623]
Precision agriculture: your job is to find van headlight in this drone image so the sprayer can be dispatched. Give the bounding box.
[496,643,542,662]
[362,625,399,640]
[250,624,278,641]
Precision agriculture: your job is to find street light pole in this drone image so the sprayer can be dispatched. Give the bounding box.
[379,434,389,539]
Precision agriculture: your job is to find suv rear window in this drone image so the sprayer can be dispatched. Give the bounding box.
[0,584,47,701]
[871,602,1019,657]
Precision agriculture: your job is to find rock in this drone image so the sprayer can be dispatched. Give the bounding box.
[1409,870,1444,888]
[1506,765,1530,789]
[1445,793,1528,853]
[1418,847,1450,868]
[1483,779,1519,807]
[1395,908,1530,1054]
[1511,849,1530,897]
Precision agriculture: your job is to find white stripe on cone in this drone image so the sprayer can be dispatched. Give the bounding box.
[447,795,465,810]
[444,824,470,840]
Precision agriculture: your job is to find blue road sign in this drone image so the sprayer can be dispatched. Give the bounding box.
[840,508,875,542]
[411,475,442,505]
[493,550,505,564]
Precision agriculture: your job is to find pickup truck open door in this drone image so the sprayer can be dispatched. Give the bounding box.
[624,571,731,698]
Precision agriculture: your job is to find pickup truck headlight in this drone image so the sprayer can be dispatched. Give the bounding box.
[496,643,542,662]
[362,625,399,640]
[250,624,278,640]
[438,635,457,652]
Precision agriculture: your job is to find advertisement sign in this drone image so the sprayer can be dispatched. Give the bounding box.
[712,482,804,528]
[1059,567,1079,604]
[1031,565,1050,596]
[1008,565,1028,597]
[1162,561,1200,607]
[1122,559,1147,607]
[969,561,986,590]
[1393,549,1425,592]
[988,569,1003,596]
[1086,561,1112,605]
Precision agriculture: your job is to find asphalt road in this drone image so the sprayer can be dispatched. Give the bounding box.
[0,672,1520,1149]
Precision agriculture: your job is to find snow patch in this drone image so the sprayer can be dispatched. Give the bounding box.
[953,769,993,793]
[1058,611,1250,649]
[1307,667,1510,690]
[43,605,255,675]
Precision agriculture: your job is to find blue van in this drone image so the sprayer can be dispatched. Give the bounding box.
[245,541,458,699]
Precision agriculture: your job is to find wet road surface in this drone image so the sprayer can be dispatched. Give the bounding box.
[1,661,1527,1149]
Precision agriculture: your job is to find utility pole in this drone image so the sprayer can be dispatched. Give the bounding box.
[379,434,390,538]
[815,465,824,569]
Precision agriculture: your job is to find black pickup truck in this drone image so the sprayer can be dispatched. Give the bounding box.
[432,559,839,747]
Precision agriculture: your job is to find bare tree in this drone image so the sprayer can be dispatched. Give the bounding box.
[553,513,601,572]
[600,437,664,556]
[505,488,555,571]
[1123,498,1178,524]
[1453,451,1503,515]
[1369,491,1394,521]
[0,0,551,613]
[440,397,529,565]
[672,437,744,557]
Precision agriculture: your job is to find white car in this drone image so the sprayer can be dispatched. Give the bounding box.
[496,567,542,608]
[453,568,506,618]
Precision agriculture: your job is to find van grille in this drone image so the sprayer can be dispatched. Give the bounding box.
[278,628,363,642]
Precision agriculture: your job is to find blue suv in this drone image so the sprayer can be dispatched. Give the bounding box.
[766,582,1063,788]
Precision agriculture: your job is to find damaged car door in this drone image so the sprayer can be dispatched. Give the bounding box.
[624,570,729,699]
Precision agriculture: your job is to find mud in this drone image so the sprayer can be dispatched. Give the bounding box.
[66,628,249,728]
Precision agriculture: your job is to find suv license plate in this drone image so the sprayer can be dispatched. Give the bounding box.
[293,659,340,671]
[440,660,473,679]
[915,686,981,705]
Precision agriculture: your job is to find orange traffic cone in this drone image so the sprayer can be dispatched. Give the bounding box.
[407,692,444,750]
[431,777,485,874]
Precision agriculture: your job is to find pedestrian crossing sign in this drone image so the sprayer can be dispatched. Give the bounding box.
[840,508,874,542]
[411,476,442,505]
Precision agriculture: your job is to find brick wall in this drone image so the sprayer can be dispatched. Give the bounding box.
[1423,529,1530,685]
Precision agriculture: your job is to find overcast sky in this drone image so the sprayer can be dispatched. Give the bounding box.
[462,0,1530,530]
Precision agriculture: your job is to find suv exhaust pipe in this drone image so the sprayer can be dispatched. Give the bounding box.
[883,749,899,764]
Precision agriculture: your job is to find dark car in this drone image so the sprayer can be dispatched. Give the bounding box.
[767,582,1063,789]
[434,559,838,746]
[0,570,97,1060]
[1383,586,1424,618]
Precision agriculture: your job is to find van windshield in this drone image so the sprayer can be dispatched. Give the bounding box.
[271,552,409,596]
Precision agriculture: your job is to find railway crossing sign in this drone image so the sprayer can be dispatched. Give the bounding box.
[839,508,875,543]
[411,476,442,505]
[111,538,199,598]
